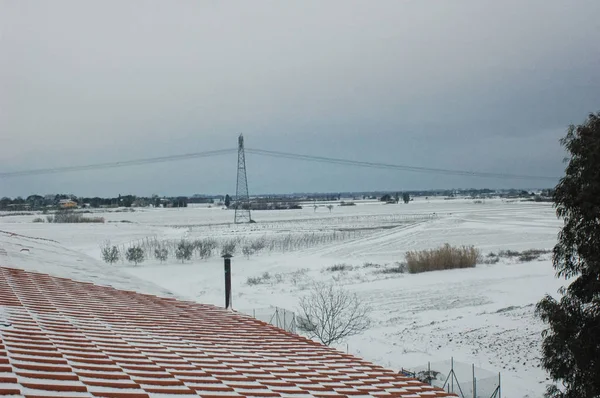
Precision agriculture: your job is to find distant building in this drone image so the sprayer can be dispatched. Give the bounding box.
[58,199,77,209]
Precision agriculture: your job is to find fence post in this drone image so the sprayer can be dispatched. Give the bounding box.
[473,364,475,398]
[451,357,454,393]
[498,373,501,398]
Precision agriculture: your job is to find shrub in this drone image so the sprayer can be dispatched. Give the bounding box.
[496,248,551,262]
[242,245,254,258]
[377,262,407,274]
[250,238,266,253]
[125,246,144,265]
[175,240,194,263]
[47,210,104,223]
[101,243,120,264]
[518,249,550,262]
[221,239,237,256]
[246,276,263,286]
[498,250,520,258]
[195,239,217,259]
[245,271,283,286]
[483,256,500,265]
[290,268,309,286]
[405,244,480,274]
[325,264,353,272]
[154,247,168,263]
[32,217,44,223]
[519,253,539,262]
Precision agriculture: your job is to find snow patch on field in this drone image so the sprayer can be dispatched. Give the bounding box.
[0,231,173,297]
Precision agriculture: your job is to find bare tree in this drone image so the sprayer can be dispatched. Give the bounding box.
[297,282,370,346]
[327,204,334,213]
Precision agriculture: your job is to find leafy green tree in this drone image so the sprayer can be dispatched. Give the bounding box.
[0,197,11,209]
[120,195,136,208]
[536,112,600,397]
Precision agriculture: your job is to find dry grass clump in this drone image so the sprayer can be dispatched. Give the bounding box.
[405,244,480,274]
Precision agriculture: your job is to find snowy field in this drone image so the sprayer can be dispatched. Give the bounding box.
[0,197,565,397]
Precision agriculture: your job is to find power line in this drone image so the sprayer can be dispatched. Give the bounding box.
[0,149,237,178]
[0,146,559,181]
[245,148,559,181]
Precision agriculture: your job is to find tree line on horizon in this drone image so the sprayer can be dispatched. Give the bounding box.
[0,193,217,210]
[1,188,555,212]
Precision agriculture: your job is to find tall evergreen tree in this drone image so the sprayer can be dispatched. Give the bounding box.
[536,112,600,397]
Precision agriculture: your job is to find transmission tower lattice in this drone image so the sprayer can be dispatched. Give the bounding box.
[234,134,252,223]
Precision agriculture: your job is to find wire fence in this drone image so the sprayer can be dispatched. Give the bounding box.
[240,307,297,334]
[401,358,501,398]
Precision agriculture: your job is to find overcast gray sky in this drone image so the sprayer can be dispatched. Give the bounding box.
[1,0,599,197]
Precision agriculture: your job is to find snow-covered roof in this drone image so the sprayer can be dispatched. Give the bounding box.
[0,266,455,397]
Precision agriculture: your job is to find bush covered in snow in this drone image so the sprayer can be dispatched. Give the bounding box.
[125,246,144,265]
[325,264,354,272]
[175,240,194,262]
[154,246,168,263]
[101,242,120,264]
[47,210,104,223]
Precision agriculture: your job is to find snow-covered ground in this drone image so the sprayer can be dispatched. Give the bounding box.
[0,198,565,397]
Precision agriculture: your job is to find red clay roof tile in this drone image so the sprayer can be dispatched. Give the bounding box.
[0,266,455,397]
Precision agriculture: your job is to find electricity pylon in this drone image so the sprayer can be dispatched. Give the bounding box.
[234,134,252,223]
